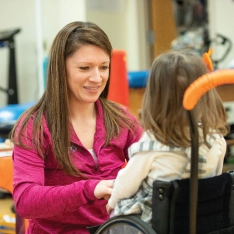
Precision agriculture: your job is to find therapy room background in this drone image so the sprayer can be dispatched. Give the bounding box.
[1,0,234,233]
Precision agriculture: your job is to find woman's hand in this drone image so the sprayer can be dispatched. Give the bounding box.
[106,203,114,215]
[94,179,114,200]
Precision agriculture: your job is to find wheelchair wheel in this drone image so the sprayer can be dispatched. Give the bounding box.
[94,215,156,234]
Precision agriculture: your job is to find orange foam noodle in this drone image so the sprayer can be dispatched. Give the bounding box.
[183,69,234,110]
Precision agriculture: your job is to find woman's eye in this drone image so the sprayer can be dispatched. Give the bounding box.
[100,66,109,70]
[79,66,89,70]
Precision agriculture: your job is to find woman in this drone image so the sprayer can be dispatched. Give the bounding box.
[11,21,143,233]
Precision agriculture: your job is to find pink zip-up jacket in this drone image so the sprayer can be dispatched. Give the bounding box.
[12,100,143,234]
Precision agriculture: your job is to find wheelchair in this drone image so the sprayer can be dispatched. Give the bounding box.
[88,70,234,234]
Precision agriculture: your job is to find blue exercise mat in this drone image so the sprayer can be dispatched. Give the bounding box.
[0,102,35,123]
[128,70,149,88]
[0,102,35,138]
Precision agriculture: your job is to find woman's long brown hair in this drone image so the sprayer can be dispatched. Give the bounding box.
[10,21,138,177]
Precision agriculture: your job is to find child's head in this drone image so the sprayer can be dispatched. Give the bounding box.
[141,49,228,147]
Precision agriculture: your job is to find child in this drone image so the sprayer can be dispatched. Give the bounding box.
[106,49,228,224]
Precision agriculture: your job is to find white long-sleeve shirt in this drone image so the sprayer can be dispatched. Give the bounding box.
[108,130,226,223]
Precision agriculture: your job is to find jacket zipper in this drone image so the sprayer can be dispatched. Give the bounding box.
[89,149,99,171]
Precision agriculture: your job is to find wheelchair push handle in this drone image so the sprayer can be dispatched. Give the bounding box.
[182,69,234,234]
[183,69,234,110]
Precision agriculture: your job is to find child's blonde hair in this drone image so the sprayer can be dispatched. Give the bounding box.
[141,49,228,147]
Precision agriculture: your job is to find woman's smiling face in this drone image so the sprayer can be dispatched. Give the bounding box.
[66,44,110,105]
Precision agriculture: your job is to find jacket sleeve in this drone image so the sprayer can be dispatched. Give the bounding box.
[12,118,100,219]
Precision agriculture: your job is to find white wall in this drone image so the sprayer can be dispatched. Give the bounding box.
[41,0,87,55]
[86,0,151,71]
[208,0,234,129]
[0,0,86,106]
[208,0,234,69]
[0,0,38,106]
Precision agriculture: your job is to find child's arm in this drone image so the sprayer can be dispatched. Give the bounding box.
[214,137,226,175]
[108,151,155,210]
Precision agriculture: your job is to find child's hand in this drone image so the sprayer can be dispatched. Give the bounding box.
[94,180,114,199]
[106,203,114,215]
